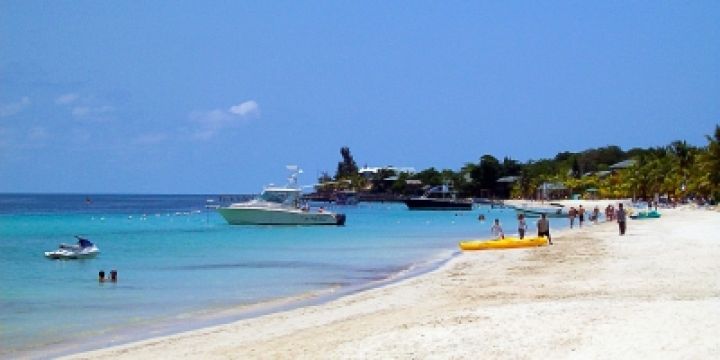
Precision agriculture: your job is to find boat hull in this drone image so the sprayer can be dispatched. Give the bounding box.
[513,207,565,218]
[217,207,345,225]
[404,199,473,211]
[44,247,100,260]
[459,237,548,250]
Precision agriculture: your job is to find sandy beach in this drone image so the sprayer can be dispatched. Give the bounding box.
[65,207,720,359]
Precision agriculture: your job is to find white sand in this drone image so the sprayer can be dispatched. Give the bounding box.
[66,208,720,359]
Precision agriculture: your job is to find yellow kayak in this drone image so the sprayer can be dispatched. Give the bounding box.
[459,236,548,251]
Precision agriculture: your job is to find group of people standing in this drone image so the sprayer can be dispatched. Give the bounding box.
[568,203,628,235]
[567,205,585,228]
[567,205,602,228]
[567,203,628,235]
[484,202,629,244]
[488,213,554,245]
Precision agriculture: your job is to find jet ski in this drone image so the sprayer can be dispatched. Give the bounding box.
[44,236,100,259]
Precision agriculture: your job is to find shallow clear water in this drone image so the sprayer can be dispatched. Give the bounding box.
[0,194,534,358]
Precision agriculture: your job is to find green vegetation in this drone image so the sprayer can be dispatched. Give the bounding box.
[322,125,720,202]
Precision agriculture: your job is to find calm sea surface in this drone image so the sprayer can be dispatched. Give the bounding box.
[0,194,543,358]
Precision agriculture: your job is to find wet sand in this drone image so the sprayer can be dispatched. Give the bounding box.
[66,208,720,359]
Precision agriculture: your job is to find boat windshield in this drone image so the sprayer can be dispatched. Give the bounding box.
[259,189,300,205]
[75,236,94,248]
[425,185,455,199]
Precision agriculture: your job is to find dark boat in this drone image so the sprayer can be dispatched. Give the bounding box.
[404,185,473,211]
[333,190,359,205]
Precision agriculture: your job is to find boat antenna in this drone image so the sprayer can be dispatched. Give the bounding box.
[286,165,303,188]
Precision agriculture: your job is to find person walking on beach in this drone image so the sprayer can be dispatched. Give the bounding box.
[592,206,600,224]
[568,207,577,228]
[578,205,585,227]
[517,214,527,239]
[537,213,553,245]
[616,203,627,235]
[490,219,505,239]
[605,204,612,221]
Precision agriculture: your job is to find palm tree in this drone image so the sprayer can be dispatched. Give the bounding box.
[694,125,720,200]
[705,125,720,194]
[668,140,695,199]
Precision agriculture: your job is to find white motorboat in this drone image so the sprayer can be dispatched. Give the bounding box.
[510,203,567,218]
[45,236,100,259]
[217,166,346,226]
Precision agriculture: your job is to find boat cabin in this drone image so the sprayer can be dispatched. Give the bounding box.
[260,187,302,206]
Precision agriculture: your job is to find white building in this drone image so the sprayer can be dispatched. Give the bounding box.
[358,165,416,179]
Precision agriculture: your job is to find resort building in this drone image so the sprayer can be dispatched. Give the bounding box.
[358,166,416,179]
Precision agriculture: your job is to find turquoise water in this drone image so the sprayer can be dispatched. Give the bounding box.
[0,194,532,358]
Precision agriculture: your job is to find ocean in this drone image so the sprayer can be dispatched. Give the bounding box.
[0,194,537,358]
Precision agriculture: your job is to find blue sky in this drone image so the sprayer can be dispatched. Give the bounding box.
[1,1,718,193]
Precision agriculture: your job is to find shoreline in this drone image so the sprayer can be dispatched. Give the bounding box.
[16,247,460,360]
[63,207,720,359]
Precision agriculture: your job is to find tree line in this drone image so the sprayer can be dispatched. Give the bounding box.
[323,125,720,202]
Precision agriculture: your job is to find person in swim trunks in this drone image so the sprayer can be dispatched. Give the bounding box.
[537,213,553,245]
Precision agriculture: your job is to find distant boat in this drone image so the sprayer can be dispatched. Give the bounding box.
[217,166,346,226]
[630,210,661,219]
[510,203,566,218]
[333,190,359,205]
[404,185,473,211]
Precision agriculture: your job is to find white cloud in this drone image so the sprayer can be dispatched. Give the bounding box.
[0,97,31,117]
[72,105,115,119]
[229,100,260,117]
[55,93,79,105]
[54,93,115,122]
[189,100,260,140]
